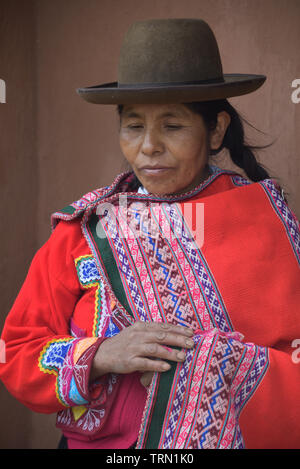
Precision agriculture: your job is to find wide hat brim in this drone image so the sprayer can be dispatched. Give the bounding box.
[77,73,266,105]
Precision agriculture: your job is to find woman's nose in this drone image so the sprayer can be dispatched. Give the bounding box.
[141,129,164,156]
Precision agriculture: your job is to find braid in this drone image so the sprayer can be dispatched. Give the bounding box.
[184,100,275,183]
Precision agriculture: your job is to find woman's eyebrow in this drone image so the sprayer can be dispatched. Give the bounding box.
[159,112,185,119]
[122,110,186,119]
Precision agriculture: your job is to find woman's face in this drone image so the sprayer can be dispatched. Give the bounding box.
[119,103,211,196]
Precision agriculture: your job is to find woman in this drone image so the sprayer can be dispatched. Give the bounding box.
[1,18,300,449]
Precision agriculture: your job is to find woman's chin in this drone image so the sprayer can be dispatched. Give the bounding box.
[137,177,175,196]
[136,167,210,197]
[142,183,188,197]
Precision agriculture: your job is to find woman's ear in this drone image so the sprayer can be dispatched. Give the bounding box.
[209,111,231,150]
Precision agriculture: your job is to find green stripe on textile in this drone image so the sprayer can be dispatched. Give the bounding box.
[88,211,177,449]
[59,205,76,215]
[144,360,178,449]
[87,212,133,317]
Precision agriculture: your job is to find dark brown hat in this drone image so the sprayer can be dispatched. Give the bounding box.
[77,18,266,104]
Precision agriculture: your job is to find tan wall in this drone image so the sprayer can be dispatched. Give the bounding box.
[0,0,39,448]
[1,0,299,448]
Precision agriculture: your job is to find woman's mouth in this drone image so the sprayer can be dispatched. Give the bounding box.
[139,166,173,176]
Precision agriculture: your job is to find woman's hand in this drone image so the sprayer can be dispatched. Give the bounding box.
[90,321,195,382]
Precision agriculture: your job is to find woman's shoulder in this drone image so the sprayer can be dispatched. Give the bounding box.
[51,186,109,231]
[51,171,136,231]
[210,164,288,202]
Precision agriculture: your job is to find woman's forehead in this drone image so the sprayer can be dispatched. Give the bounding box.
[121,103,192,119]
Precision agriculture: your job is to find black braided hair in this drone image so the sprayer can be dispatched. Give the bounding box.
[184,100,275,182]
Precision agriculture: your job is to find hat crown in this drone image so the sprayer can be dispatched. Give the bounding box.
[118,19,224,86]
[77,17,266,104]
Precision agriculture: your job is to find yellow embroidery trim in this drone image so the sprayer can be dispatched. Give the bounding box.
[38,337,74,407]
[74,255,102,337]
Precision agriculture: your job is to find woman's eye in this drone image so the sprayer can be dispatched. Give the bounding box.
[128,124,143,129]
[165,124,183,130]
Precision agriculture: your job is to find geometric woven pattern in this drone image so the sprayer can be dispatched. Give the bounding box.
[260,179,300,265]
[46,164,300,448]
[98,198,269,449]
[137,329,268,449]
[101,199,232,332]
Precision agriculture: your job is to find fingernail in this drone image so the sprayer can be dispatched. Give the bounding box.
[162,363,171,370]
[177,351,185,360]
[186,339,194,347]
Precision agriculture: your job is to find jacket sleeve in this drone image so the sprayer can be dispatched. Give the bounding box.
[0,220,116,414]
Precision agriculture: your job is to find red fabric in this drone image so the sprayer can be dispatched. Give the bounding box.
[0,217,146,448]
[1,172,300,449]
[180,178,300,448]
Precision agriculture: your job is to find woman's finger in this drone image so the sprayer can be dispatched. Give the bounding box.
[133,320,194,337]
[140,371,154,387]
[133,356,171,373]
[140,330,195,351]
[139,342,187,363]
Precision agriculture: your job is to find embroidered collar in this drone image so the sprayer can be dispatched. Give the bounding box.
[51,165,248,230]
[115,164,242,202]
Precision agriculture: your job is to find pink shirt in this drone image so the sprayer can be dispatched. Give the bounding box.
[65,372,147,449]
